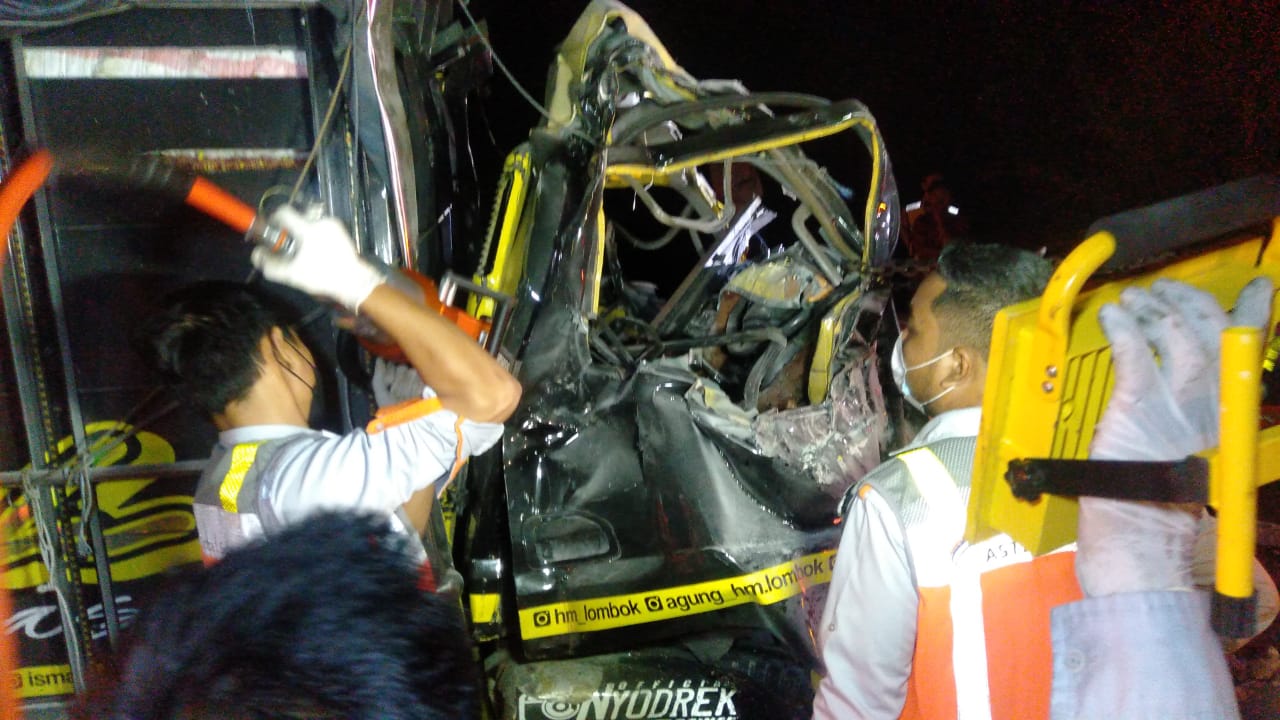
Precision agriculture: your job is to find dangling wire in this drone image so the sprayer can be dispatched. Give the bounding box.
[453,0,598,146]
[288,38,356,205]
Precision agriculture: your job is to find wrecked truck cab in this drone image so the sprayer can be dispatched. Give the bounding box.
[456,2,902,716]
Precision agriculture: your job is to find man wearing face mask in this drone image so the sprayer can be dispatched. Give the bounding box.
[812,243,1277,719]
[139,207,522,565]
[812,242,1060,719]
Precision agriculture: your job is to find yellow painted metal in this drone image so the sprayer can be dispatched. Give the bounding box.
[604,114,875,190]
[471,150,532,319]
[808,292,861,405]
[586,203,606,318]
[469,592,501,625]
[968,231,1280,555]
[546,1,694,133]
[966,232,1114,551]
[1205,428,1280,508]
[604,114,887,270]
[602,170,680,189]
[1216,328,1261,599]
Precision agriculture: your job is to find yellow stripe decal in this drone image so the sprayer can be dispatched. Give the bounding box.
[519,549,835,639]
[219,442,263,513]
[470,592,501,625]
[12,663,75,698]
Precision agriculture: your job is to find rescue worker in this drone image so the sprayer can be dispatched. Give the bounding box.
[900,174,967,264]
[139,206,521,563]
[1049,277,1274,719]
[811,244,1276,719]
[71,510,480,719]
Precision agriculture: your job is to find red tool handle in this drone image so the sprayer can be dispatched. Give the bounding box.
[0,150,53,280]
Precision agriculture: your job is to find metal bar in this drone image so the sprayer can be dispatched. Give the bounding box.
[439,270,514,356]
[16,33,92,530]
[301,6,363,434]
[10,34,94,693]
[0,460,207,488]
[363,0,418,265]
[28,86,121,670]
[83,475,120,648]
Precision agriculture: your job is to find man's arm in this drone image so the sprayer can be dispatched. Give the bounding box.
[254,206,521,422]
[813,485,918,720]
[1049,278,1273,720]
[358,285,520,422]
[1049,591,1238,720]
[260,422,487,530]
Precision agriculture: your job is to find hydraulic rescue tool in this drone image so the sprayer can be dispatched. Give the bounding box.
[0,149,501,357]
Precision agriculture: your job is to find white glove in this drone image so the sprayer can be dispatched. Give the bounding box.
[251,206,386,312]
[1078,277,1273,596]
[370,357,427,408]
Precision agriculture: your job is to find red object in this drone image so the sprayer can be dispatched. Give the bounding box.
[417,559,438,592]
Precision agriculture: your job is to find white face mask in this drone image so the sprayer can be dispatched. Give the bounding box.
[891,334,954,413]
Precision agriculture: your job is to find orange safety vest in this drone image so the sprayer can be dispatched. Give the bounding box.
[886,446,1082,720]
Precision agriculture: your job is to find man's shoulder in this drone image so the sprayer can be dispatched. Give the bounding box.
[218,425,324,448]
[847,435,978,513]
[866,434,975,484]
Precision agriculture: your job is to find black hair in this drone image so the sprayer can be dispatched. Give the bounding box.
[932,242,1053,356]
[135,282,295,415]
[72,511,479,720]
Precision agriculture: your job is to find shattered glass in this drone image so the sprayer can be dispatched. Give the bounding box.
[754,347,887,502]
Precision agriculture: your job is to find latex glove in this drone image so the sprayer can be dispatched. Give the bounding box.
[251,206,385,312]
[371,357,427,408]
[1078,277,1273,597]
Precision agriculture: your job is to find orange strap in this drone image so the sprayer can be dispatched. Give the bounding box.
[366,396,444,434]
[367,397,473,493]
[448,417,467,483]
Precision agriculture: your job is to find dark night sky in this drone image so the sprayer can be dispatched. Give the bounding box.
[471,0,1280,253]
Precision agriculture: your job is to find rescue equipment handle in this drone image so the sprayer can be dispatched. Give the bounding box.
[2,148,497,362]
[53,150,292,254]
[1003,325,1271,639]
[0,150,53,281]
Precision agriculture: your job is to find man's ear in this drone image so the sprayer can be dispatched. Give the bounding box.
[941,345,985,390]
[265,327,291,371]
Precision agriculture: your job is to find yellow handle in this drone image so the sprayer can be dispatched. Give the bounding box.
[1216,327,1261,600]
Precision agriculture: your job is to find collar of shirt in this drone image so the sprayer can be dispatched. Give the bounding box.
[895,406,982,455]
[217,424,328,448]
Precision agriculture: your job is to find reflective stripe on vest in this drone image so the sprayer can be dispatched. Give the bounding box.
[894,447,1082,720]
[220,442,263,512]
[194,440,271,563]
